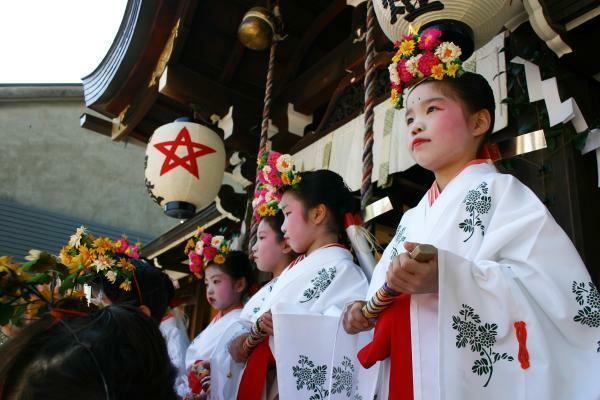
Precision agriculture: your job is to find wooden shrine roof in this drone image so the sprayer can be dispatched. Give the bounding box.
[81,0,393,155]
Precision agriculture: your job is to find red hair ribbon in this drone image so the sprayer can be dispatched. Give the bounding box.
[343,212,355,229]
[479,143,502,161]
[343,212,364,229]
[514,321,530,369]
[132,271,144,306]
[50,308,88,327]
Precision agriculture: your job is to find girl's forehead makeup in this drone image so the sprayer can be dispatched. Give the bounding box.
[280,193,297,210]
[205,267,223,279]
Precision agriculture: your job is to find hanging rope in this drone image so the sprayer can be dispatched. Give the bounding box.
[248,37,278,254]
[361,0,376,214]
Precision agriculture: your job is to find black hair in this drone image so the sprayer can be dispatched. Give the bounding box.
[283,169,358,244]
[99,258,171,324]
[261,212,286,243]
[433,72,496,139]
[0,305,176,400]
[208,250,256,300]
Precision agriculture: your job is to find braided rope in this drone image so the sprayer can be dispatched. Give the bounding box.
[361,245,436,319]
[242,317,268,354]
[362,283,399,319]
[361,0,375,212]
[248,39,278,253]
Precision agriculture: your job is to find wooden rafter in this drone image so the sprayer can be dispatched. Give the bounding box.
[219,42,245,84]
[280,0,348,86]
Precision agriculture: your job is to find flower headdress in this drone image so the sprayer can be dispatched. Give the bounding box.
[389,27,465,109]
[252,150,300,222]
[58,226,141,292]
[184,229,230,278]
[257,150,300,188]
[0,227,142,328]
[0,253,86,327]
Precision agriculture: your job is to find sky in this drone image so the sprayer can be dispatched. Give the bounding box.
[0,0,127,84]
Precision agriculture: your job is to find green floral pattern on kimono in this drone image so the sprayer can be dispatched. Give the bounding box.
[452,304,513,387]
[459,182,491,242]
[571,281,600,328]
[390,225,407,258]
[300,267,336,303]
[292,355,329,399]
[332,356,363,399]
[253,279,276,315]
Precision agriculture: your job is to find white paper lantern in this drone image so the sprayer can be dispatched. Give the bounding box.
[145,119,226,218]
[373,0,524,49]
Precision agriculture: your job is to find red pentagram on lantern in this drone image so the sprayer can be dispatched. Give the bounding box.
[153,127,216,179]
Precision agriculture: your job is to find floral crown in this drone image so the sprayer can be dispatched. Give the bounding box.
[59,226,141,292]
[1,253,86,327]
[389,27,465,109]
[0,227,141,327]
[257,150,300,189]
[252,186,282,222]
[252,150,300,221]
[184,229,230,278]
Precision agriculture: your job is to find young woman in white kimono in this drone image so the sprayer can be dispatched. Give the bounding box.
[209,205,295,400]
[344,27,600,400]
[181,237,256,399]
[158,275,191,398]
[234,168,371,400]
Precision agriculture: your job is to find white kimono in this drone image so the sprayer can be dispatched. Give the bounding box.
[160,315,190,398]
[210,279,279,400]
[267,245,375,400]
[181,308,242,397]
[367,162,600,399]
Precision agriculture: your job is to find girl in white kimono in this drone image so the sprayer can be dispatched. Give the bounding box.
[182,241,256,399]
[209,209,296,400]
[344,27,600,400]
[236,168,370,400]
[159,275,191,398]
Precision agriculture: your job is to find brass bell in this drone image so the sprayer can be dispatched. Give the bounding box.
[238,7,275,50]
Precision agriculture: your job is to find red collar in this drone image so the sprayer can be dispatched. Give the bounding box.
[427,159,490,206]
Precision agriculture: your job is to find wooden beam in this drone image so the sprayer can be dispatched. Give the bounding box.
[80,113,111,136]
[159,65,262,117]
[314,51,393,135]
[219,42,245,84]
[83,0,181,114]
[111,87,159,141]
[277,38,363,115]
[282,0,348,82]
[141,203,222,259]
[276,24,390,116]
[80,112,149,142]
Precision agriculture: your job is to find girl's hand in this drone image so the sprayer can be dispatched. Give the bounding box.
[258,311,274,336]
[229,333,251,363]
[386,242,438,294]
[343,300,375,334]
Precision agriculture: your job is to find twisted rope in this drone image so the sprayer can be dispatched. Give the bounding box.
[242,317,267,354]
[248,39,278,253]
[361,0,375,213]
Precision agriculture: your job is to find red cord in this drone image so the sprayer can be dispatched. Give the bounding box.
[514,321,530,369]
[132,271,144,306]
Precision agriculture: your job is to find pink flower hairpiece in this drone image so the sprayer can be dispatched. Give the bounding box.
[389,27,465,109]
[184,230,230,278]
[252,151,300,222]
